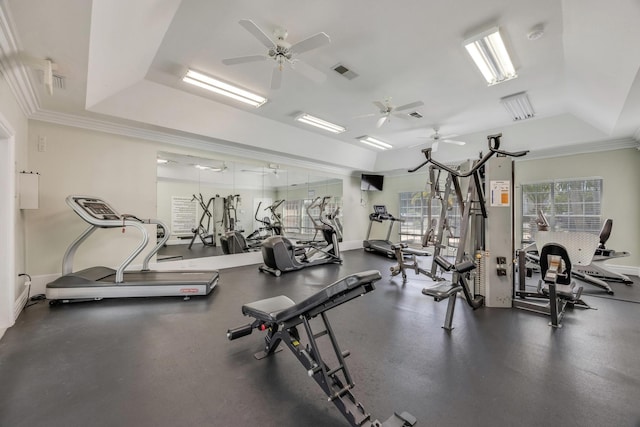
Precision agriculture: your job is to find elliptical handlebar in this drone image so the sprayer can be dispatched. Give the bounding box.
[265,200,285,223]
[408,133,529,176]
[253,201,271,227]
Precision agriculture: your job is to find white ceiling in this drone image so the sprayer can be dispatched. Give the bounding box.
[1,0,639,173]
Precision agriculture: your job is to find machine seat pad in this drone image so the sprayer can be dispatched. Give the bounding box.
[542,283,580,301]
[455,260,476,273]
[243,270,381,324]
[422,282,462,298]
[242,296,296,322]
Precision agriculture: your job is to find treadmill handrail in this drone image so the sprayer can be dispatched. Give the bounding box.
[63,195,171,283]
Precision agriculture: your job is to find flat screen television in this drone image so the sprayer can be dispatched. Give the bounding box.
[360,174,384,191]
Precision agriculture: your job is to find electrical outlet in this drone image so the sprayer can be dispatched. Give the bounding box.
[37,136,47,152]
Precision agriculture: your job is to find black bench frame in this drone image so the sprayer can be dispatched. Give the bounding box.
[422,255,482,331]
[227,270,416,427]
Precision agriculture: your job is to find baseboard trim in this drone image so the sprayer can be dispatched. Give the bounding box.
[13,283,29,322]
[339,240,364,251]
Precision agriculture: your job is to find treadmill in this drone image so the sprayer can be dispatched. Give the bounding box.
[46,196,219,303]
[362,205,429,258]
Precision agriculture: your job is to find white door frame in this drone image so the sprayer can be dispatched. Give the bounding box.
[0,112,16,331]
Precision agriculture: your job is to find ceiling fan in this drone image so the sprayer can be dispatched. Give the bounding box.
[358,98,424,128]
[222,19,330,90]
[417,127,466,152]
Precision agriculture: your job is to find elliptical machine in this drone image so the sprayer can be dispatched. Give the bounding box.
[221,199,285,255]
[259,197,342,276]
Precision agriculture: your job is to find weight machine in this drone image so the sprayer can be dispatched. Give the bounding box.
[222,194,242,232]
[408,133,528,330]
[188,193,218,249]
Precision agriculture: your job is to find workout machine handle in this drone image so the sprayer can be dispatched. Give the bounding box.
[408,133,529,175]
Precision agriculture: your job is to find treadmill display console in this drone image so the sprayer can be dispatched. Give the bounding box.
[82,201,120,220]
[373,205,387,215]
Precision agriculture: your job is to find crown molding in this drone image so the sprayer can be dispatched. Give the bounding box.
[514,137,639,162]
[0,1,39,116]
[30,109,354,177]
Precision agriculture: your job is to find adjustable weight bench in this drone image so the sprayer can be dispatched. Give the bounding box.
[227,270,417,427]
[422,255,483,331]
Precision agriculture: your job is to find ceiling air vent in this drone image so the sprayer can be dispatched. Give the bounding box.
[408,111,423,119]
[332,63,359,80]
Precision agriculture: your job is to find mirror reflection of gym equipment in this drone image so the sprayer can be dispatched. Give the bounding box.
[188,193,218,249]
[156,153,344,261]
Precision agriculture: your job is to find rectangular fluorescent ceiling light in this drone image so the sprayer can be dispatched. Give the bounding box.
[156,158,168,164]
[183,69,267,107]
[295,113,346,134]
[501,92,535,121]
[464,27,517,85]
[357,136,392,150]
[195,164,223,171]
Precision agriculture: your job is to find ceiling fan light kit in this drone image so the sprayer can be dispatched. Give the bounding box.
[182,69,267,107]
[464,27,517,85]
[295,113,346,134]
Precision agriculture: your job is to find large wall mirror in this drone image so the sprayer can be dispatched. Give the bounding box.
[156,151,343,261]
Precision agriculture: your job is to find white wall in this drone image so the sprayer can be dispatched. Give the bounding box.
[26,121,160,276]
[0,73,29,333]
[341,175,370,245]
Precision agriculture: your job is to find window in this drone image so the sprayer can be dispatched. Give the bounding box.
[398,191,461,245]
[282,197,342,240]
[521,178,603,242]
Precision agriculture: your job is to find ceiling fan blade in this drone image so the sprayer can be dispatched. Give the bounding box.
[376,115,388,128]
[395,100,424,112]
[393,112,411,120]
[408,142,424,148]
[289,32,330,55]
[239,19,276,49]
[373,101,387,112]
[353,112,377,119]
[271,66,282,90]
[222,55,267,65]
[443,139,466,146]
[291,59,326,83]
